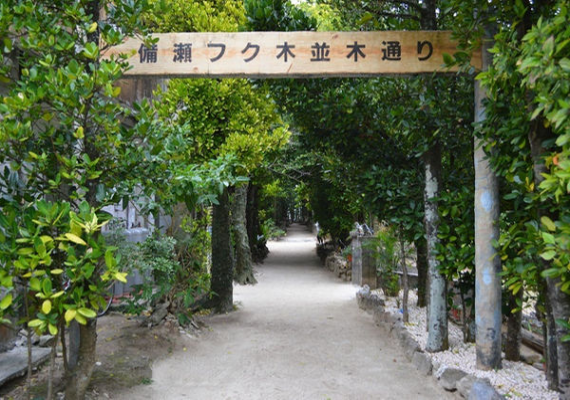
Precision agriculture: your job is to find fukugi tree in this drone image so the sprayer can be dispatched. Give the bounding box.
[0,0,155,397]
[446,0,570,393]
[145,0,289,310]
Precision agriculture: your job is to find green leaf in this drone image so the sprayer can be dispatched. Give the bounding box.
[541,267,560,277]
[541,216,556,232]
[75,313,87,325]
[358,12,374,25]
[0,293,12,310]
[77,308,97,319]
[65,233,87,246]
[82,42,99,59]
[40,235,53,244]
[542,36,555,56]
[42,278,52,295]
[48,323,58,336]
[74,126,84,139]
[87,22,98,33]
[540,250,557,261]
[556,318,570,329]
[65,309,76,323]
[442,52,454,65]
[28,319,43,328]
[542,232,556,245]
[30,278,41,292]
[105,249,115,269]
[42,300,52,314]
[114,271,128,283]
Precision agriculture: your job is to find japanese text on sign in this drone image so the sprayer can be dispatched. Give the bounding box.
[103,31,481,77]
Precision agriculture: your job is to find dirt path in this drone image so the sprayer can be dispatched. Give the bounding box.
[116,224,453,400]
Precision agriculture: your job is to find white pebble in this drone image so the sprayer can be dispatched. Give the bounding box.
[382,290,558,400]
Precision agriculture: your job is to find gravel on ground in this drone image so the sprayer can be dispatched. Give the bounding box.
[384,291,559,400]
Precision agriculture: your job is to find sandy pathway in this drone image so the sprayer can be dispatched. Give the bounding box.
[117,224,453,400]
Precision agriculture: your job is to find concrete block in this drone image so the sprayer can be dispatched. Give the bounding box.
[0,346,50,386]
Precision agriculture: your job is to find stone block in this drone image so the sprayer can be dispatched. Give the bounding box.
[365,295,385,311]
[39,335,55,348]
[432,360,441,375]
[356,285,385,312]
[150,303,169,326]
[356,285,370,310]
[457,374,477,398]
[403,336,420,361]
[468,378,504,400]
[412,351,433,376]
[390,321,405,341]
[439,367,468,391]
[373,307,384,326]
[520,348,541,365]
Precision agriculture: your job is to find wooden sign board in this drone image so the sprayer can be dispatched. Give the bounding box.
[103,31,481,78]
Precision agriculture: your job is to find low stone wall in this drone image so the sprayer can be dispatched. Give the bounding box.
[356,286,504,400]
[325,254,351,282]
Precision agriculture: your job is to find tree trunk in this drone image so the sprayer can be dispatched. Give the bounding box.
[65,319,97,399]
[64,2,102,393]
[232,184,256,285]
[460,285,476,343]
[210,187,234,313]
[529,122,570,396]
[474,26,502,371]
[505,289,523,361]
[246,184,259,252]
[538,291,559,390]
[424,142,448,352]
[24,287,32,400]
[415,237,428,308]
[47,329,59,400]
[400,228,409,323]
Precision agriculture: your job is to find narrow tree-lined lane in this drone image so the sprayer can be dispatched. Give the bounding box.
[118,224,453,399]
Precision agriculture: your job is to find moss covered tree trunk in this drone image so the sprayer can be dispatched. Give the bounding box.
[424,142,448,352]
[232,184,256,285]
[210,187,234,313]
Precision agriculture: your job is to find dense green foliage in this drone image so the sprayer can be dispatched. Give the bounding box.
[0,0,153,331]
[1,0,570,396]
[0,1,158,396]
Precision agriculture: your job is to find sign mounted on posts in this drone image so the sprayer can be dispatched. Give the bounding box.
[103,31,481,78]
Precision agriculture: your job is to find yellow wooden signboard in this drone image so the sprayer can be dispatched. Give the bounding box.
[103,31,480,78]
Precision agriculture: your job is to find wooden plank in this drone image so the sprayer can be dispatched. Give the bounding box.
[102,31,481,78]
